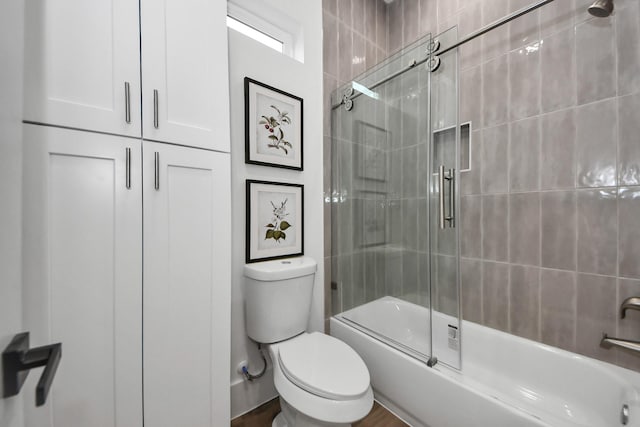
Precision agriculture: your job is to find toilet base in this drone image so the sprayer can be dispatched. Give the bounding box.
[272,397,351,427]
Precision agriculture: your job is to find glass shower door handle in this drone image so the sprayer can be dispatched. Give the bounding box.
[439,165,455,229]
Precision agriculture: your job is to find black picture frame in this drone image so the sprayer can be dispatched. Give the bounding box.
[244,77,304,170]
[246,179,304,263]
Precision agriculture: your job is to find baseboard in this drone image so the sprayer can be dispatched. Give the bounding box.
[230,367,278,420]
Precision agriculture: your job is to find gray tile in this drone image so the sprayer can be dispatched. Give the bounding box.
[403,0,420,45]
[509,45,541,121]
[401,146,418,198]
[482,0,510,60]
[576,99,617,188]
[540,268,576,352]
[364,1,377,43]
[337,21,354,83]
[387,0,403,53]
[482,194,509,262]
[509,0,540,50]
[540,108,576,190]
[417,197,429,253]
[352,32,366,78]
[481,124,509,194]
[324,256,332,318]
[540,28,576,113]
[419,0,438,35]
[323,0,337,16]
[323,74,338,137]
[510,264,540,341]
[482,54,510,128]
[541,191,577,270]
[376,0,388,51]
[402,198,418,251]
[338,0,352,25]
[418,252,430,307]
[352,0,365,36]
[616,2,640,96]
[385,247,404,297]
[323,13,339,78]
[576,273,617,363]
[617,278,640,371]
[619,93,640,186]
[436,255,459,316]
[575,18,616,105]
[461,129,482,196]
[483,261,510,332]
[438,0,459,25]
[619,187,640,279]
[402,250,419,300]
[365,39,377,71]
[510,192,541,266]
[458,1,483,70]
[388,149,402,198]
[460,65,482,127]
[510,117,540,192]
[577,189,617,276]
[461,195,482,259]
[461,258,483,323]
[386,198,403,247]
[337,254,354,310]
[540,0,575,38]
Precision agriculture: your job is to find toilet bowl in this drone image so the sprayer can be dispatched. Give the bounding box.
[244,257,374,426]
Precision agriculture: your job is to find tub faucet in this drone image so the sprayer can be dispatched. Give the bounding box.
[621,297,640,319]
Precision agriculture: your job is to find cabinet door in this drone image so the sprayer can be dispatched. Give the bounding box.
[22,124,142,427]
[24,0,141,137]
[143,141,231,426]
[140,0,230,152]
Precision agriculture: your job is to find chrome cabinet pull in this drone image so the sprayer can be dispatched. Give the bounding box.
[125,147,131,189]
[153,89,159,129]
[439,165,446,229]
[124,82,131,124]
[154,151,159,190]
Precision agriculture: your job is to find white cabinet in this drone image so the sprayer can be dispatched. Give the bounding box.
[142,141,231,426]
[21,126,231,427]
[23,0,142,137]
[141,0,230,151]
[22,124,143,427]
[23,1,230,152]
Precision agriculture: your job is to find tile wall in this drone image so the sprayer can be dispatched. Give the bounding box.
[324,0,640,372]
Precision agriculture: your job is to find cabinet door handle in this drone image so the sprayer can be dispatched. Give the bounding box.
[153,89,159,129]
[125,147,131,189]
[124,82,131,124]
[154,151,160,190]
[2,332,62,407]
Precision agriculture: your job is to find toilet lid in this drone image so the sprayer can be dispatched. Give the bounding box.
[277,332,370,401]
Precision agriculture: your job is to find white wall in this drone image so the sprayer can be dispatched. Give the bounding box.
[227,0,324,418]
[0,0,24,425]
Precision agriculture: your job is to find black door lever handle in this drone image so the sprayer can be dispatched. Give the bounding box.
[2,332,62,406]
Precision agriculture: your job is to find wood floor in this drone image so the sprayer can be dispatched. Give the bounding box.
[231,398,409,427]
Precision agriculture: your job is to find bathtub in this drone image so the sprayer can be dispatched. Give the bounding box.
[331,296,640,427]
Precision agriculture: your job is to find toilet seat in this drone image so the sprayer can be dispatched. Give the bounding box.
[277,332,370,401]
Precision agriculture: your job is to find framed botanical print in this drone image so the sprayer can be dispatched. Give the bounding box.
[244,77,303,170]
[246,180,304,263]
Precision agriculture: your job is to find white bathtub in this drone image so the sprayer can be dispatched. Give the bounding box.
[331,296,640,427]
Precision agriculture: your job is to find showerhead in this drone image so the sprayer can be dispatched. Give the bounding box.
[588,0,614,17]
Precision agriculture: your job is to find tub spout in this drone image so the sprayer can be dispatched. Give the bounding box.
[601,333,640,353]
[620,296,640,319]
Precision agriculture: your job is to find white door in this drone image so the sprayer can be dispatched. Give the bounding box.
[143,141,231,426]
[140,0,230,151]
[21,124,143,427]
[23,0,141,137]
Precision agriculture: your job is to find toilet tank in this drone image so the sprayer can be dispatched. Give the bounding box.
[244,256,317,343]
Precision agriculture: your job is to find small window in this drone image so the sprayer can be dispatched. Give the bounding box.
[227,2,298,59]
[226,15,284,54]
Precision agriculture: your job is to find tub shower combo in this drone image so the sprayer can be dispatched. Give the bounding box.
[329,0,640,426]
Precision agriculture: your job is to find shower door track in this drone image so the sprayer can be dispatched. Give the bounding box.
[332,0,555,110]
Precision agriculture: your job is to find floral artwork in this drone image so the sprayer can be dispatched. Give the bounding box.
[260,105,292,155]
[264,198,292,242]
[246,180,304,263]
[245,77,303,170]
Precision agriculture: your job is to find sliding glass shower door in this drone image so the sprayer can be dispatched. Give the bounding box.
[331,27,461,369]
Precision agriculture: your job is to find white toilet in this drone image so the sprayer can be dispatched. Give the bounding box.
[244,256,374,427]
